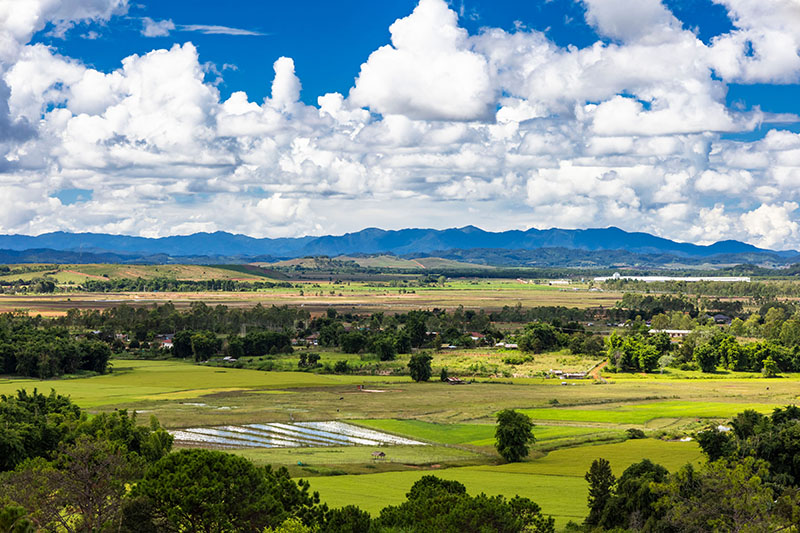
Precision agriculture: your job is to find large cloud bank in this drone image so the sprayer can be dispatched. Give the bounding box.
[1,0,800,248]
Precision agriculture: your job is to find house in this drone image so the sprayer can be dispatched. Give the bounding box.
[713,314,732,325]
[469,332,486,341]
[371,451,386,461]
[549,369,587,379]
[445,376,466,385]
[649,329,691,340]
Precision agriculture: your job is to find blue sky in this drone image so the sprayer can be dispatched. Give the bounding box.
[3,0,800,249]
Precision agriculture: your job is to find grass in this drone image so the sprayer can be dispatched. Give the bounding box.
[351,419,615,447]
[307,439,703,528]
[474,439,703,477]
[0,264,288,284]
[0,359,405,409]
[4,359,795,430]
[230,445,482,469]
[309,468,588,525]
[519,400,778,425]
[351,419,495,445]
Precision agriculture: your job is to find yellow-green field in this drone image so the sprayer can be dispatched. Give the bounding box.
[308,439,703,527]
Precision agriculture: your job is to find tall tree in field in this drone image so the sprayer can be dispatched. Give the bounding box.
[584,458,615,526]
[407,352,433,382]
[495,409,535,463]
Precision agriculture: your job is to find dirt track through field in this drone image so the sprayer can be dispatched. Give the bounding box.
[590,360,608,383]
[64,270,107,280]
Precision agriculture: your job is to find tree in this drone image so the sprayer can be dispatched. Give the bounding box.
[694,343,718,373]
[407,352,433,382]
[190,331,220,361]
[373,337,396,361]
[321,505,372,533]
[696,428,734,461]
[762,355,780,377]
[1,437,141,533]
[0,505,34,533]
[375,476,554,533]
[172,330,194,358]
[339,332,367,354]
[130,449,323,532]
[0,389,81,471]
[598,459,669,530]
[495,409,535,463]
[584,458,615,526]
[79,340,111,373]
[654,458,787,532]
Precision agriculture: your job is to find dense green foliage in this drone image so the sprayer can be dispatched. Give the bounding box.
[495,409,535,463]
[0,315,111,378]
[130,449,325,532]
[375,475,555,533]
[605,332,667,373]
[407,352,433,382]
[0,389,172,472]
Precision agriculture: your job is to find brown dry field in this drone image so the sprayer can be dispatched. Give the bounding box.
[0,285,623,316]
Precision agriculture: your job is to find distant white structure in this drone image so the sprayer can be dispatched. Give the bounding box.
[594,275,750,283]
[648,329,692,339]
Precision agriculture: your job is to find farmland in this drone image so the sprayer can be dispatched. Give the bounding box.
[3,271,800,530]
[2,353,797,528]
[0,280,622,318]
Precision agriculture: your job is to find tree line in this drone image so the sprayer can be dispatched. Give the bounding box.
[0,315,111,379]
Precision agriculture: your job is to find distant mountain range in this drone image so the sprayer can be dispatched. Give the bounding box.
[0,226,796,267]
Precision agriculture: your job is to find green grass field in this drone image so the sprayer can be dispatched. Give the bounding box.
[231,444,482,470]
[519,400,778,425]
[0,359,405,409]
[351,419,615,447]
[308,439,702,527]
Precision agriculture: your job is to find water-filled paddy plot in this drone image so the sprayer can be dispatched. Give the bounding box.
[171,421,426,449]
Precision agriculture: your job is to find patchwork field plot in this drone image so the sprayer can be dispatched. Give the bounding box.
[172,421,425,448]
[519,400,779,425]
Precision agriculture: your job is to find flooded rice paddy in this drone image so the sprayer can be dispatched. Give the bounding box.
[171,421,426,448]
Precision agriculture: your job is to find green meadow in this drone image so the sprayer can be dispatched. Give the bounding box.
[0,359,405,409]
[351,418,616,447]
[519,400,778,425]
[308,439,703,527]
